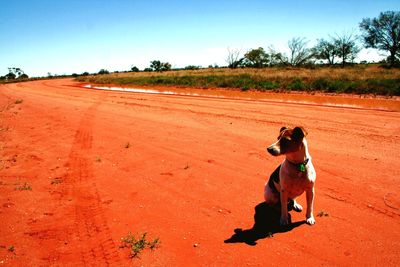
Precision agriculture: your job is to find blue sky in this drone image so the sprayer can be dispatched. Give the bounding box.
[1,0,399,77]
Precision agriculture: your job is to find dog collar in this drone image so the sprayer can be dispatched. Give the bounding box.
[287,158,309,172]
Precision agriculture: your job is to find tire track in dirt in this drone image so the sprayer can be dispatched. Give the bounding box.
[113,95,399,142]
[319,168,400,219]
[114,100,285,127]
[62,98,123,266]
[25,96,123,265]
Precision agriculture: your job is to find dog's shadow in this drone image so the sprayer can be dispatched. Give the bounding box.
[224,202,305,246]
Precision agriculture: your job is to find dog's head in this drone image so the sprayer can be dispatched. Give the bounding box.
[267,126,307,156]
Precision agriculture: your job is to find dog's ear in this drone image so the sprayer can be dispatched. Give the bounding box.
[293,126,307,140]
[280,126,288,133]
[278,126,288,139]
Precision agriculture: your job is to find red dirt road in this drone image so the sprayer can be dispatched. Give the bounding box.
[1,79,399,266]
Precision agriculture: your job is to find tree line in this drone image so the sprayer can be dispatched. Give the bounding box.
[226,11,400,69]
[226,32,360,69]
[135,11,400,72]
[0,67,29,81]
[2,10,399,80]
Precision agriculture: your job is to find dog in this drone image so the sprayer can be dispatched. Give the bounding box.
[264,126,316,225]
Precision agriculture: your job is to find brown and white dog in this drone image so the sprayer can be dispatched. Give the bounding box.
[264,126,316,225]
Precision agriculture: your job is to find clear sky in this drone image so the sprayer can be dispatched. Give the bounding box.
[1,0,399,77]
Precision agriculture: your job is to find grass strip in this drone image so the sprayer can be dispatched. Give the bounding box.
[78,73,400,96]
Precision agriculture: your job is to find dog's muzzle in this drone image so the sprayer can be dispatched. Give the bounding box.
[267,145,280,156]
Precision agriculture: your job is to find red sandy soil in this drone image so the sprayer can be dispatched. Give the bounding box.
[1,79,399,266]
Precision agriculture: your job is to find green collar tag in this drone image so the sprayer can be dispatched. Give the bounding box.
[288,158,309,172]
[299,164,306,172]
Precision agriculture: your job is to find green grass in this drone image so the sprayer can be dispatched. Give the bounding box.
[77,65,400,96]
[121,232,160,258]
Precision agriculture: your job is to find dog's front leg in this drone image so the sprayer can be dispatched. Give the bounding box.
[280,188,289,225]
[306,186,315,225]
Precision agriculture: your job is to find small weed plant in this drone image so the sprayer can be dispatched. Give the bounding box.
[317,210,329,217]
[121,232,160,258]
[15,182,32,191]
[51,177,63,185]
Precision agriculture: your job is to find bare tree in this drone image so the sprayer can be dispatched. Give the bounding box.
[267,45,286,66]
[333,31,360,67]
[268,38,313,66]
[287,37,314,66]
[226,47,243,68]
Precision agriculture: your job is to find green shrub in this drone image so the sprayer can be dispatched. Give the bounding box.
[257,81,279,90]
[311,78,330,90]
[121,232,160,258]
[326,80,345,93]
[287,78,306,91]
[367,79,400,96]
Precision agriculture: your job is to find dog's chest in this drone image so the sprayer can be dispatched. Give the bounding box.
[280,163,315,197]
[285,175,310,195]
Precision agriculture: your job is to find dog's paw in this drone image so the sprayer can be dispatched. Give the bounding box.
[280,216,289,226]
[293,202,303,212]
[306,215,315,225]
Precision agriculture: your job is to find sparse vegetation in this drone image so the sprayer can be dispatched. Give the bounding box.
[131,66,140,72]
[15,182,32,191]
[77,65,400,96]
[317,211,329,217]
[150,60,172,72]
[121,232,160,258]
[184,65,201,70]
[124,142,131,149]
[98,69,110,75]
[51,177,63,185]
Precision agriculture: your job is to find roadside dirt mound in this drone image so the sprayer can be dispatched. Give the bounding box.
[1,79,399,266]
